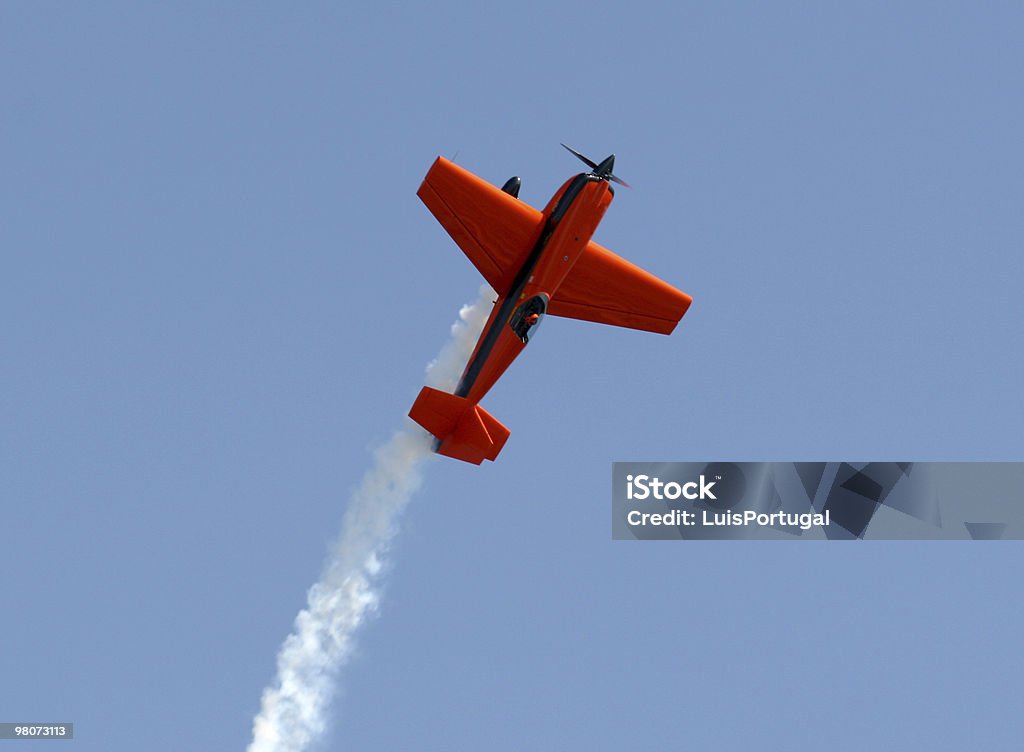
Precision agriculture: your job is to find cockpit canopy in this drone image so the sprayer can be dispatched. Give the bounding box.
[509,294,549,344]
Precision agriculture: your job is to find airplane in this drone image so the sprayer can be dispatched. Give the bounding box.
[408,145,693,464]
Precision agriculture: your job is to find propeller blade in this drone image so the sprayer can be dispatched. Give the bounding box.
[563,144,632,187]
[561,143,598,170]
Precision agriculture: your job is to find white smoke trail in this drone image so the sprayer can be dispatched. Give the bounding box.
[247,284,494,752]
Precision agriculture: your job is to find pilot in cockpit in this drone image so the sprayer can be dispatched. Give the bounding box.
[515,311,540,343]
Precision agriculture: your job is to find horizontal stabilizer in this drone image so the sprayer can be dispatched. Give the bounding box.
[408,386,510,465]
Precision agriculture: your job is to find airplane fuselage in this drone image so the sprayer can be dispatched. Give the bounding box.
[454,173,614,405]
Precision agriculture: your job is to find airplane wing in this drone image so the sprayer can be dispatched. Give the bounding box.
[548,241,692,334]
[417,157,545,294]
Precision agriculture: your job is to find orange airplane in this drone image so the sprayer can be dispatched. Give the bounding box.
[409,145,693,464]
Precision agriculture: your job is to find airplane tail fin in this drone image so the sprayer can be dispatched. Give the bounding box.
[408,386,510,465]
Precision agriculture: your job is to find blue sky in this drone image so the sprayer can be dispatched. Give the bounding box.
[3,2,1022,750]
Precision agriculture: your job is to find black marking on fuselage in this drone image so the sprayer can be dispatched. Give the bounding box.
[454,173,600,398]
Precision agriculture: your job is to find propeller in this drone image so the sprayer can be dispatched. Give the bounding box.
[561,143,631,188]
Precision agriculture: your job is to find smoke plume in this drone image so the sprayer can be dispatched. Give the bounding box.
[247,285,494,752]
